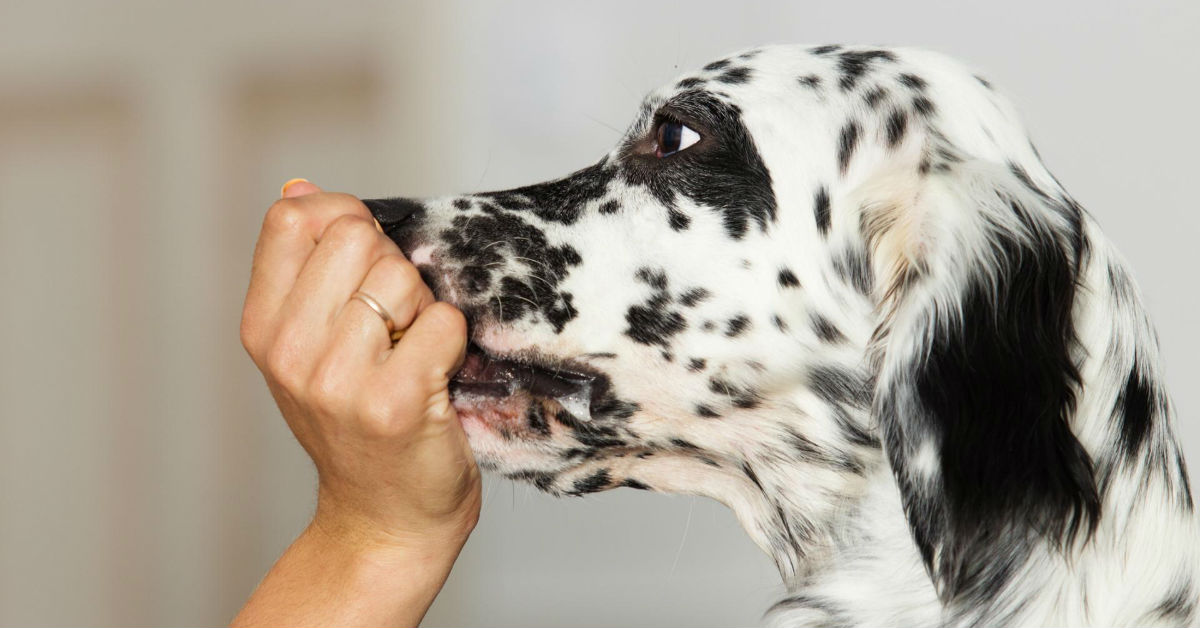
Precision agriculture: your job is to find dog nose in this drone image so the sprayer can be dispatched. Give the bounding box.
[362,197,425,227]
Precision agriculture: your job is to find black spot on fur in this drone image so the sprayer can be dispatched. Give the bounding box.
[778,268,800,288]
[676,77,704,89]
[703,59,732,72]
[710,376,761,409]
[1116,364,1157,458]
[837,49,897,91]
[772,314,789,332]
[701,320,716,333]
[679,287,710,307]
[886,109,908,148]
[831,405,880,448]
[785,427,864,474]
[809,366,872,408]
[508,469,556,492]
[863,86,888,109]
[635,267,668,290]
[732,395,760,409]
[590,395,640,422]
[526,404,551,436]
[570,469,612,495]
[452,197,472,210]
[695,404,721,418]
[837,121,860,174]
[814,186,832,235]
[667,207,691,230]
[621,91,776,240]
[598,199,621,214]
[715,67,752,84]
[797,74,822,88]
[913,95,936,117]
[975,75,994,89]
[625,301,685,346]
[833,246,874,295]
[811,314,846,343]
[725,315,751,337]
[478,160,614,225]
[670,438,700,450]
[898,73,927,90]
[554,408,628,446]
[621,478,651,491]
[809,44,842,55]
[687,358,707,372]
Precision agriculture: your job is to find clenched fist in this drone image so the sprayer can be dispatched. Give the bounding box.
[233,180,479,628]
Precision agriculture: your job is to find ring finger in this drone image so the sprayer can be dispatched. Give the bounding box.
[328,253,436,368]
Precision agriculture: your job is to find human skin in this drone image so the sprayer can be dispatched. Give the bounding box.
[231,180,481,627]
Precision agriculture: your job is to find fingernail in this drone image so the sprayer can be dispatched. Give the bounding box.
[374,219,384,233]
[280,178,309,198]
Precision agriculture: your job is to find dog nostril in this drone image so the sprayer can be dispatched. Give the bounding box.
[361,197,425,226]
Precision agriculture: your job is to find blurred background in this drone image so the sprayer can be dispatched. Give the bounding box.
[1,0,1197,626]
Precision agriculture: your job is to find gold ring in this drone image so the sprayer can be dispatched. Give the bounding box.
[350,290,401,342]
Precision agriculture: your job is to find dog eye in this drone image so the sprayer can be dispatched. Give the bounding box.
[655,121,701,157]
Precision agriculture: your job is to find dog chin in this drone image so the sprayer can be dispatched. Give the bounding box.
[455,403,573,476]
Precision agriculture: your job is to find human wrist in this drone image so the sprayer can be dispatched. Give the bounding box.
[232,522,459,628]
[307,498,476,571]
[297,519,463,621]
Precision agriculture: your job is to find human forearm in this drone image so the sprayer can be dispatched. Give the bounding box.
[231,521,466,628]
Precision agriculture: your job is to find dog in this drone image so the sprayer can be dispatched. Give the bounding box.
[363,45,1198,627]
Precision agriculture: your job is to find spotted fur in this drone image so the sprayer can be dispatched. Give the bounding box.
[365,45,1198,627]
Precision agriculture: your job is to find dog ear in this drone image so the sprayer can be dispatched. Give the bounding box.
[864,157,1100,603]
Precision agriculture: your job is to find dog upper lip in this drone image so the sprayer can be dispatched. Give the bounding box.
[451,343,598,419]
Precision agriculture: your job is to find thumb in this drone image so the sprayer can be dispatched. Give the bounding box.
[279,178,383,232]
[280,178,322,198]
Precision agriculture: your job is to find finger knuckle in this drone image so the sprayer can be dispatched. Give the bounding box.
[308,359,352,416]
[263,198,306,234]
[265,335,306,392]
[377,253,415,279]
[239,315,263,361]
[325,214,377,245]
[423,302,468,337]
[379,255,424,292]
[327,192,372,216]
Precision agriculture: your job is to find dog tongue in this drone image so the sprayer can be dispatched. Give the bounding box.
[451,344,595,422]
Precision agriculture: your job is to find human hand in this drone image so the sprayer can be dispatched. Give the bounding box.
[239,179,481,557]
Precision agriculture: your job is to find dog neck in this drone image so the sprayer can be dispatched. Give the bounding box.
[756,460,943,626]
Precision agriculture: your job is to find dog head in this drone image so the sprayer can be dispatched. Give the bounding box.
[366,44,1100,591]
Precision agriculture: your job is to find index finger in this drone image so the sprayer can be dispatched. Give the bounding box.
[242,187,379,351]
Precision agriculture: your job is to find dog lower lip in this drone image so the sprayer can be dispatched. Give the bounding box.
[450,343,597,420]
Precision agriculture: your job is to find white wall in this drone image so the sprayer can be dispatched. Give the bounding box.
[0,1,1196,625]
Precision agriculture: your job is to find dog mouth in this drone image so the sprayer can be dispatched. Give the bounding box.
[450,342,598,423]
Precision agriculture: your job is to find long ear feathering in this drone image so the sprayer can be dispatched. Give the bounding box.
[865,154,1101,604]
